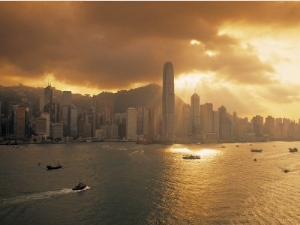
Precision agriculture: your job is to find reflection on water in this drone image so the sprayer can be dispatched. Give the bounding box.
[1,141,300,224]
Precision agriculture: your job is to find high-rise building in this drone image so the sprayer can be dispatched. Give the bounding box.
[15,104,26,140]
[219,105,231,141]
[41,112,50,138]
[252,115,264,137]
[126,107,137,141]
[191,93,200,135]
[200,103,213,133]
[62,91,72,136]
[181,104,191,138]
[162,61,175,142]
[43,85,52,116]
[69,104,78,138]
[35,117,47,136]
[264,116,275,138]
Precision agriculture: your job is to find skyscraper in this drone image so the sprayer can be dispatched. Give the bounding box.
[62,91,72,136]
[162,61,175,142]
[126,107,137,141]
[191,93,200,135]
[43,85,53,123]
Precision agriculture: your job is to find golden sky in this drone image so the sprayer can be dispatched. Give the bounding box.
[1,2,300,120]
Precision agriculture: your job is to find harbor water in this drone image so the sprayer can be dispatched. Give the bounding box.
[1,141,300,224]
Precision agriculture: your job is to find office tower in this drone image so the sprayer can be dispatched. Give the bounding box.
[69,104,78,138]
[115,112,126,139]
[43,85,52,114]
[0,101,1,137]
[252,115,264,137]
[41,113,50,138]
[213,110,219,134]
[51,123,63,141]
[136,107,143,135]
[126,107,137,141]
[15,104,26,140]
[153,107,162,141]
[218,105,231,141]
[62,91,72,136]
[191,93,200,135]
[162,61,175,142]
[200,103,213,133]
[35,117,47,136]
[181,104,191,138]
[264,116,275,138]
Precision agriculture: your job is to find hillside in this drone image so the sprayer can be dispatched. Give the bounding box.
[0,84,187,115]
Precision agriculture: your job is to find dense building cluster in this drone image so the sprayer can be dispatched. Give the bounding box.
[1,62,300,144]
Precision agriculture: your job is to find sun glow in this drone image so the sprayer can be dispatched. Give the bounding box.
[170,147,191,154]
[205,50,217,57]
[190,39,201,46]
[43,74,104,95]
[218,24,300,84]
[195,149,219,158]
[174,72,216,103]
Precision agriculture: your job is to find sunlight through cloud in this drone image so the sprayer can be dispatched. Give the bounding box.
[190,39,201,45]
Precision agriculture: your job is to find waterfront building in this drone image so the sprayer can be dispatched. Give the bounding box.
[136,107,143,135]
[100,124,118,140]
[43,85,53,122]
[252,115,264,138]
[201,103,218,142]
[35,117,47,137]
[0,101,1,137]
[51,123,63,141]
[181,104,191,138]
[200,103,213,133]
[153,107,162,141]
[218,106,231,141]
[162,61,175,142]
[41,113,50,138]
[83,122,92,138]
[115,112,126,139]
[191,93,200,136]
[62,91,72,136]
[126,107,137,141]
[264,116,275,138]
[69,104,78,138]
[15,104,26,140]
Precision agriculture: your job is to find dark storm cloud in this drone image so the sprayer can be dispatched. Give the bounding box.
[1,2,300,90]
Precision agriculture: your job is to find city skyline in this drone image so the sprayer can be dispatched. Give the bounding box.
[1,2,300,120]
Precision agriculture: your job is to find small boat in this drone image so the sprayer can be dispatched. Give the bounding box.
[251,149,263,153]
[289,147,298,153]
[283,169,290,173]
[46,161,62,170]
[182,154,201,159]
[72,182,87,190]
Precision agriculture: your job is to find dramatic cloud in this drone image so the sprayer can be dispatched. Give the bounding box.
[1,2,300,119]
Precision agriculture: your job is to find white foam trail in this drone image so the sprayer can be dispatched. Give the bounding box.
[1,187,89,205]
[72,186,90,193]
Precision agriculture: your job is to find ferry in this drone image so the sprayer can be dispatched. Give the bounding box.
[182,154,201,159]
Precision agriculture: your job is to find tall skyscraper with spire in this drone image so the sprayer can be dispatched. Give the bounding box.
[162,61,175,142]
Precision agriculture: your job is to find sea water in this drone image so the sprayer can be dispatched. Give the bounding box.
[0,141,300,225]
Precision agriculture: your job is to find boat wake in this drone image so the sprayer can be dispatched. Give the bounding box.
[1,187,90,205]
[129,149,144,156]
[72,186,90,193]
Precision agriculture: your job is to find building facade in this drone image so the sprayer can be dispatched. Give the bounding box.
[162,61,175,142]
